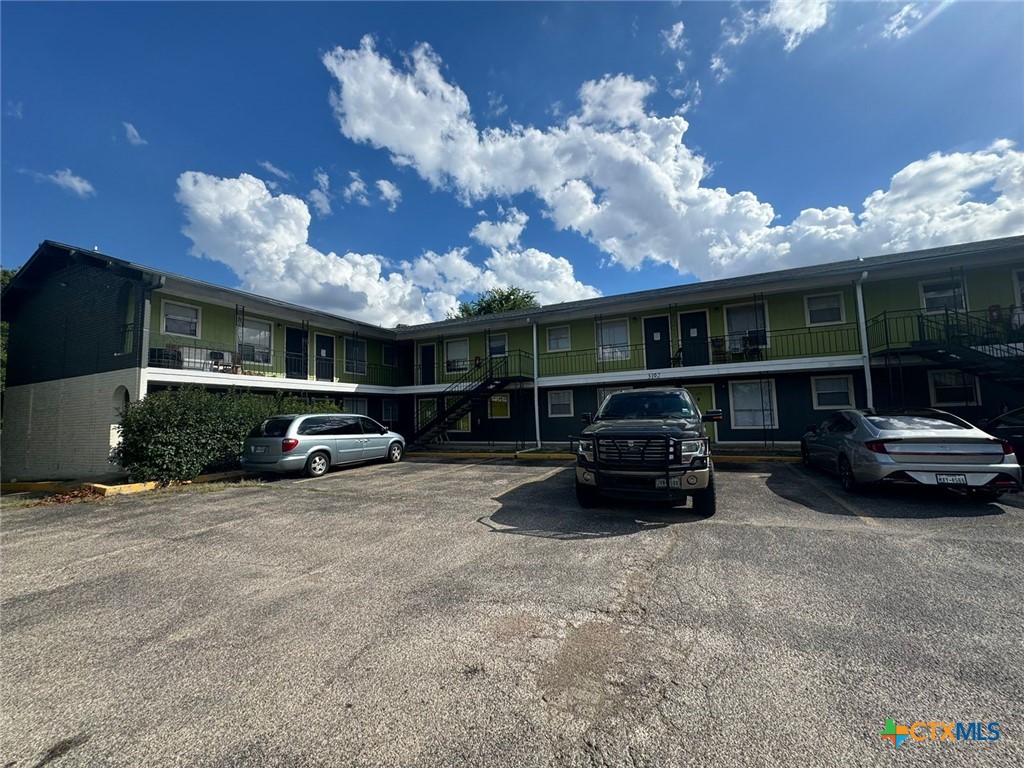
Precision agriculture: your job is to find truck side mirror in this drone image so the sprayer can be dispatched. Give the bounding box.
[702,409,723,422]
[580,412,592,424]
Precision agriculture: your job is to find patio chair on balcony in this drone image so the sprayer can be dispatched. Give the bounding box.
[710,337,728,364]
[743,331,764,361]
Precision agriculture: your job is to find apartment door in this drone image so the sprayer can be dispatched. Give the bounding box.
[679,311,710,366]
[420,343,436,385]
[285,327,307,379]
[315,333,335,381]
[643,316,671,369]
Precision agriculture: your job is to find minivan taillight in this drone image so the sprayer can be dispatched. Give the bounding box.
[865,441,889,454]
[281,438,299,453]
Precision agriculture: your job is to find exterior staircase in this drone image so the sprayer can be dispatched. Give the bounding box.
[910,311,1024,391]
[410,355,520,446]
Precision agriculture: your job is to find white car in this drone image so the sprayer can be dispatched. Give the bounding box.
[800,408,1022,502]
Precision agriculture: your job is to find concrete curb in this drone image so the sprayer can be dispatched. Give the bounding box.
[406,452,799,463]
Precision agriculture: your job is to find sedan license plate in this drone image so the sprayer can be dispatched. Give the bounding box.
[936,473,967,486]
[253,446,267,454]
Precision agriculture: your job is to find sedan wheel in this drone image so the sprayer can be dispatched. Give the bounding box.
[305,451,330,478]
[387,441,404,463]
[838,456,859,493]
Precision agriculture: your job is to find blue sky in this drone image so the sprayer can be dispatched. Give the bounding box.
[2,1,1022,326]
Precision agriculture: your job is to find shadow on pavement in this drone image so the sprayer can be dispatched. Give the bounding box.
[478,466,709,540]
[766,463,1008,520]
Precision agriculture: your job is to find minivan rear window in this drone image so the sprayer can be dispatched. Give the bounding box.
[249,417,294,438]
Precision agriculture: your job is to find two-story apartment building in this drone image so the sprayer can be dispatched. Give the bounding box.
[3,237,1022,480]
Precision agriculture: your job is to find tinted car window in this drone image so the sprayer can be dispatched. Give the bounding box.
[598,392,694,419]
[298,416,337,436]
[331,419,363,436]
[865,416,965,431]
[250,417,295,438]
[359,417,386,434]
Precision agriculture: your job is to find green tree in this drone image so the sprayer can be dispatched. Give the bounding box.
[450,286,540,318]
[1,267,16,395]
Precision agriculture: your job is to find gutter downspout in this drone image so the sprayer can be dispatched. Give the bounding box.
[532,320,541,448]
[855,270,874,409]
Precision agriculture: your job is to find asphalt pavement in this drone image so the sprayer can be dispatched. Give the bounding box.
[2,459,1022,767]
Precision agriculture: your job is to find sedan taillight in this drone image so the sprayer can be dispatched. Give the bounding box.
[1001,440,1015,455]
[865,440,889,454]
[281,438,299,453]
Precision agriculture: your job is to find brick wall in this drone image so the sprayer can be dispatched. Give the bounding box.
[1,370,141,482]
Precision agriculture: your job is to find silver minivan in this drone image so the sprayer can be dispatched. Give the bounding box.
[241,413,405,477]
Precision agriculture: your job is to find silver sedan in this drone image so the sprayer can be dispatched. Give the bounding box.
[800,408,1022,502]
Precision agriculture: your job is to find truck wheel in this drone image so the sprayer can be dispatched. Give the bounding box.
[691,474,717,517]
[575,480,599,508]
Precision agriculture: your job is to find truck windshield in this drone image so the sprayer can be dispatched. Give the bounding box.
[597,392,694,421]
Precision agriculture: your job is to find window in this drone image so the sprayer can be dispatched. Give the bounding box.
[418,398,436,428]
[805,293,844,326]
[728,380,777,429]
[383,344,396,367]
[446,338,469,372]
[344,338,367,375]
[239,318,271,364]
[812,376,854,409]
[597,318,629,361]
[548,390,574,418]
[547,326,570,352]
[162,301,201,337]
[920,279,966,313]
[341,397,368,415]
[596,386,632,411]
[724,303,767,352]
[488,333,507,357]
[928,370,980,407]
[1013,270,1024,330]
[446,397,470,432]
[488,394,510,419]
[358,416,387,434]
[382,399,398,424]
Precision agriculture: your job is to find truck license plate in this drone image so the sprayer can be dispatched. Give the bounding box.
[936,473,967,485]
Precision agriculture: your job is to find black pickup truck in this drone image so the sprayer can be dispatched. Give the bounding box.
[574,387,723,514]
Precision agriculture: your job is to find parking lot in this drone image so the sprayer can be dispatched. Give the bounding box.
[2,459,1023,767]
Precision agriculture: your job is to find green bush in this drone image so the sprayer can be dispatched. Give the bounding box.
[114,387,340,483]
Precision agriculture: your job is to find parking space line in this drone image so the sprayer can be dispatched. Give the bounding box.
[786,464,881,528]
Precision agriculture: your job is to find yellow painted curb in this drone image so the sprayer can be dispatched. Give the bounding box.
[515,453,575,460]
[83,481,161,497]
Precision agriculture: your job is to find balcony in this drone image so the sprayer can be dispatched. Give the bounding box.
[537,323,861,377]
[146,334,411,386]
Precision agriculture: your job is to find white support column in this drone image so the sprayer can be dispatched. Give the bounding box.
[532,321,541,448]
[855,271,874,409]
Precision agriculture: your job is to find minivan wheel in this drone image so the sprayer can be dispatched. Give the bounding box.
[838,456,859,493]
[305,451,330,478]
[387,441,404,463]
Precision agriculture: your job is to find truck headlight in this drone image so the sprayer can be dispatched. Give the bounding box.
[577,439,594,462]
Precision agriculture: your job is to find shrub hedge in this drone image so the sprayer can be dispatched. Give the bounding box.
[114,387,341,483]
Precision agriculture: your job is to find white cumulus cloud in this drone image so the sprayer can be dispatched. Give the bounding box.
[470,207,529,250]
[123,122,148,146]
[343,171,369,205]
[376,179,402,211]
[20,168,96,197]
[762,0,832,52]
[321,38,1024,282]
[175,171,598,325]
[662,21,686,52]
[258,160,292,180]
[307,168,332,216]
[883,4,923,40]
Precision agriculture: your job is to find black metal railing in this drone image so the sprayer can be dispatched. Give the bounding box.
[868,306,1024,358]
[537,323,861,377]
